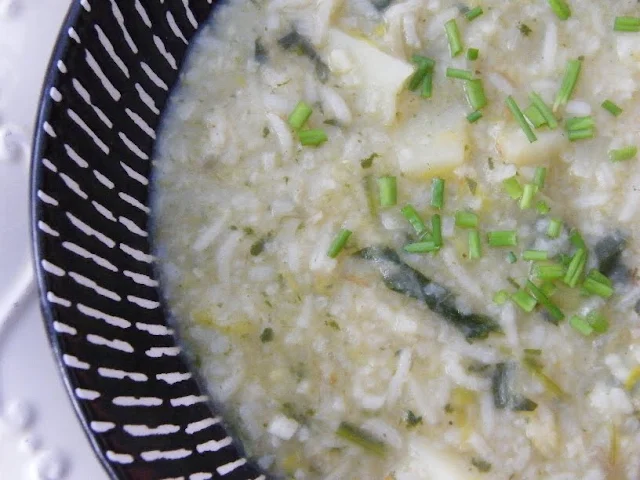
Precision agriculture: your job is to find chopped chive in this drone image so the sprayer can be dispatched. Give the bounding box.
[408,63,430,91]
[557,253,572,266]
[529,92,558,129]
[467,47,479,60]
[564,248,586,287]
[512,290,537,313]
[465,79,487,110]
[503,176,524,199]
[336,422,386,456]
[601,99,623,116]
[526,281,565,323]
[444,19,463,57]
[411,54,436,68]
[533,167,547,189]
[554,59,582,112]
[288,101,313,130]
[419,230,434,242]
[519,184,536,209]
[586,311,609,334]
[583,276,614,299]
[586,269,612,286]
[421,71,434,98]
[614,16,640,32]
[493,290,509,305]
[609,146,637,162]
[408,56,435,91]
[488,230,518,247]
[431,178,445,209]
[432,214,443,247]
[377,176,397,207]
[465,6,483,21]
[569,229,585,249]
[536,201,551,214]
[404,240,440,253]
[540,281,557,296]
[566,116,595,131]
[533,263,566,280]
[455,211,479,228]
[523,250,549,261]
[547,218,562,238]
[446,67,473,80]
[401,205,426,235]
[299,129,328,146]
[327,229,352,258]
[506,96,537,143]
[467,110,483,123]
[568,128,594,141]
[469,229,482,259]
[507,251,518,264]
[524,104,547,128]
[547,0,571,20]
[569,315,593,336]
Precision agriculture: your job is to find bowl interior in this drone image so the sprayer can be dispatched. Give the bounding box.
[31,1,264,478]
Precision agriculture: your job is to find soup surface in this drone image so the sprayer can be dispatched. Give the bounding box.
[153,0,640,478]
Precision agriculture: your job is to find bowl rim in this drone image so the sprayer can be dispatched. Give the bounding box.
[30,2,126,478]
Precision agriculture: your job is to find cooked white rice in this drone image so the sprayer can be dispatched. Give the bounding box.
[152,0,640,478]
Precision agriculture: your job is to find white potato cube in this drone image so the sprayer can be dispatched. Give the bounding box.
[496,127,566,166]
[393,438,479,480]
[323,29,415,125]
[394,118,470,177]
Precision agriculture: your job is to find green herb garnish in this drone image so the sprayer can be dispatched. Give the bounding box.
[554,59,582,112]
[445,19,463,57]
[378,176,397,206]
[327,229,352,258]
[431,178,445,209]
[602,99,623,116]
[506,96,537,143]
[609,146,637,162]
[336,422,386,456]
[260,327,274,343]
[488,230,518,247]
[299,129,328,146]
[547,0,571,20]
[465,6,483,21]
[288,101,313,130]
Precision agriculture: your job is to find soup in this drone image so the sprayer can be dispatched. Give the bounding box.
[152,0,640,478]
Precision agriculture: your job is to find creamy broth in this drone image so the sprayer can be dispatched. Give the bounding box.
[153,0,640,478]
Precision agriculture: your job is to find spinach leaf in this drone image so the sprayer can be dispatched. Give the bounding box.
[357,247,501,341]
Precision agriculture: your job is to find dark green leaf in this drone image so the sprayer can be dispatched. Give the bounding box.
[405,410,423,428]
[518,23,532,36]
[471,458,492,473]
[356,247,501,340]
[260,327,274,343]
[360,153,379,169]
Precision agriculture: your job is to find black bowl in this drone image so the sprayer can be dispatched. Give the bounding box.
[30,1,265,478]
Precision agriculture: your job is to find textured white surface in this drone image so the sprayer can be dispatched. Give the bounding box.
[0,1,108,478]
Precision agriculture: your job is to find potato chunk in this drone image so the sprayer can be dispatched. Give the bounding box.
[393,438,479,480]
[323,28,414,125]
[394,118,470,177]
[496,127,566,166]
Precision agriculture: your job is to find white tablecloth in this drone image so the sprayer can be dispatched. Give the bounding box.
[0,1,108,478]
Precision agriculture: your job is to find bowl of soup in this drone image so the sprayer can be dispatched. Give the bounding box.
[32,0,640,478]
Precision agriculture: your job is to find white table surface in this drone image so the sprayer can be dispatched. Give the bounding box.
[0,0,108,478]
